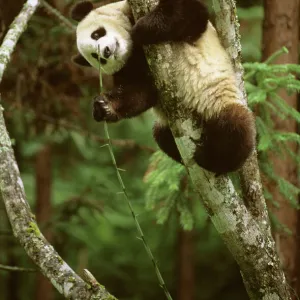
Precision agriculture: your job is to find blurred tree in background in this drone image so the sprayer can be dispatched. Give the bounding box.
[0,0,299,300]
[262,1,299,297]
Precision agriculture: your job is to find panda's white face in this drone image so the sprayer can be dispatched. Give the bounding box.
[76,5,133,75]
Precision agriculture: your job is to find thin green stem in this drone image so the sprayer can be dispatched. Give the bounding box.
[97,48,173,300]
[244,47,289,81]
[102,123,173,300]
[265,46,289,64]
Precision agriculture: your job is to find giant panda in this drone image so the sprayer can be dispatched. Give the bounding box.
[71,0,256,175]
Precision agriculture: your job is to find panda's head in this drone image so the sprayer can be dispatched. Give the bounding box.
[71,1,133,75]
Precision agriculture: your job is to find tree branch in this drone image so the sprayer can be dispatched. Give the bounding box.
[127,0,291,299]
[3,103,155,153]
[0,0,37,81]
[0,1,116,299]
[0,264,36,272]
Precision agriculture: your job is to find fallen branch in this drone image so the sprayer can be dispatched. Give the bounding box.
[0,1,116,299]
[127,0,291,299]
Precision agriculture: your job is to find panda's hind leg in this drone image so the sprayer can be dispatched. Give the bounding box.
[153,122,183,164]
[131,0,209,45]
[194,104,256,175]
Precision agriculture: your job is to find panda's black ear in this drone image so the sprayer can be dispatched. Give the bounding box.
[72,53,92,67]
[70,1,94,22]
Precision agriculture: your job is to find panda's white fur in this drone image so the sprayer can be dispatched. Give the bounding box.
[76,1,133,74]
[173,23,242,119]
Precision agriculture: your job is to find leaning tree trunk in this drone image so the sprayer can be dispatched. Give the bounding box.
[127,0,292,299]
[262,0,300,295]
[0,1,117,299]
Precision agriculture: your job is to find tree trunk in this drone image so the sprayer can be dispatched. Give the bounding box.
[0,199,16,300]
[128,0,291,298]
[177,229,195,300]
[34,145,54,300]
[262,0,299,294]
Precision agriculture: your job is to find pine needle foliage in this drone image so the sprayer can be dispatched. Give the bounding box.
[144,152,194,230]
[244,47,300,210]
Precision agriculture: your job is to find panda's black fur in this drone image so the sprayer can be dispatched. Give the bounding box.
[71,0,256,175]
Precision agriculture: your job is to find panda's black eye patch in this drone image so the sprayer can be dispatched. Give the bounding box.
[91,27,106,40]
[91,53,98,59]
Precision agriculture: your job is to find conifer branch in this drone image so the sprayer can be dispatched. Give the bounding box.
[127,0,291,299]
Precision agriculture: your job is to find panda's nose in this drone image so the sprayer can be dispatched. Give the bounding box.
[103,46,111,59]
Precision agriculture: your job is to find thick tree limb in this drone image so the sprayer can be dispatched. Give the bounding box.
[0,1,116,299]
[127,0,291,299]
[0,0,37,80]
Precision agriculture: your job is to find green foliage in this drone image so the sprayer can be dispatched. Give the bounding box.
[237,6,264,20]
[144,151,195,230]
[238,6,263,62]
[244,48,300,211]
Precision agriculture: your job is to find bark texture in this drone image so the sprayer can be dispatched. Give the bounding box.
[262,0,300,294]
[127,0,291,299]
[0,1,117,299]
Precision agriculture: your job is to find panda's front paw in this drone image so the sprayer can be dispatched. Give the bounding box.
[131,10,170,45]
[93,95,118,122]
[131,18,148,45]
[131,14,161,45]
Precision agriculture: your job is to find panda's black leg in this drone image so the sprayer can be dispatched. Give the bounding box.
[93,83,158,123]
[193,104,256,174]
[153,122,183,164]
[131,0,209,45]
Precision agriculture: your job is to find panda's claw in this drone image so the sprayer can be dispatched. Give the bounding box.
[93,95,118,122]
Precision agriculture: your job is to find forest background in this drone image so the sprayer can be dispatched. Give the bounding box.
[0,0,299,299]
